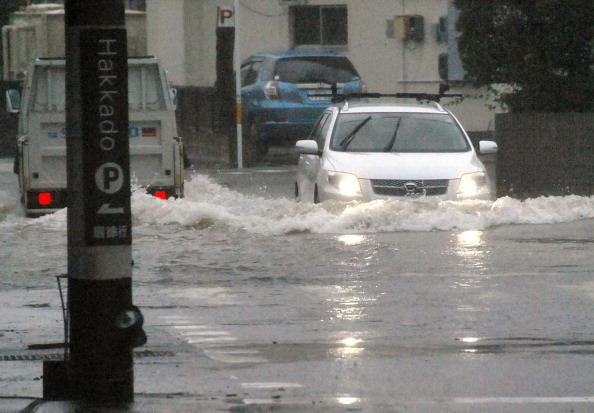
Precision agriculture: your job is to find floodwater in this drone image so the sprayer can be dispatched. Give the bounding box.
[2,159,594,410]
[3,165,594,292]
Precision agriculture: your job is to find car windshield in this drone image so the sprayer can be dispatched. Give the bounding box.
[330,112,471,153]
[274,57,360,84]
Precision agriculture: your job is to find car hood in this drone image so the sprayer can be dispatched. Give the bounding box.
[325,151,485,180]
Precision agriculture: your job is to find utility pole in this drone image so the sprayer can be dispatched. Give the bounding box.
[51,0,145,404]
[233,0,243,169]
[215,6,237,168]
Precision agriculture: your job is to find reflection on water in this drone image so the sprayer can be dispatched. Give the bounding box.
[460,337,480,343]
[453,232,491,335]
[457,230,483,250]
[337,234,367,245]
[455,230,488,273]
[331,296,366,321]
[337,396,361,405]
[331,345,365,359]
[341,337,361,347]
[330,337,365,359]
[328,285,378,321]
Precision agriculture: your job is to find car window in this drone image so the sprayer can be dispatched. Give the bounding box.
[273,57,359,84]
[240,64,252,87]
[241,60,262,87]
[330,112,470,153]
[309,112,332,149]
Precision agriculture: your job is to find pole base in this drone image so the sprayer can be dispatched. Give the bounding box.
[43,360,71,401]
[43,360,134,404]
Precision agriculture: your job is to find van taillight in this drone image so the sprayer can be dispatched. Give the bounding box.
[39,192,52,205]
[264,81,281,100]
[154,191,167,200]
[26,189,66,210]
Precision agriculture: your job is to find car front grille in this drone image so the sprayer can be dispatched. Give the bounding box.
[371,179,449,196]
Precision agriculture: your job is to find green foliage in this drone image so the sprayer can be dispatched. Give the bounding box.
[454,0,594,112]
[0,0,21,19]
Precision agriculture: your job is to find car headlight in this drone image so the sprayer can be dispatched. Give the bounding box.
[458,172,487,196]
[327,171,361,196]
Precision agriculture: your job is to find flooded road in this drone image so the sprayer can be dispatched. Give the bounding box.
[1,158,594,411]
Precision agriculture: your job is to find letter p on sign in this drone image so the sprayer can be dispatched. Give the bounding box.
[218,7,234,28]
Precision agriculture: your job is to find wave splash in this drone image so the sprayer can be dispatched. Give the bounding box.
[3,173,594,235]
[131,174,594,235]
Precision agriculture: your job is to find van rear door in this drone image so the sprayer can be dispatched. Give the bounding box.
[127,58,183,198]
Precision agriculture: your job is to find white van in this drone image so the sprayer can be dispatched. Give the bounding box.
[15,56,184,216]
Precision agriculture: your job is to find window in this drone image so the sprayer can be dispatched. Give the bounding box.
[240,60,262,87]
[291,5,348,47]
[273,57,359,84]
[309,112,332,149]
[330,113,470,153]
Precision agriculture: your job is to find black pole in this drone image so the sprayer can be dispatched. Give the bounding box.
[59,0,143,404]
[215,24,236,167]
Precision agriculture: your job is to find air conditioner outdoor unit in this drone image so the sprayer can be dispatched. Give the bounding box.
[394,15,425,41]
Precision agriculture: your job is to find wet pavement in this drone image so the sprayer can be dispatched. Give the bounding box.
[2,157,594,412]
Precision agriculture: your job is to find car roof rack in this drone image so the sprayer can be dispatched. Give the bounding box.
[323,83,462,104]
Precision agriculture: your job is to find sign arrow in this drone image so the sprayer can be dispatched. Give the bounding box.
[98,203,125,214]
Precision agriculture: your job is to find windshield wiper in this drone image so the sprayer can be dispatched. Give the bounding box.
[382,118,402,152]
[339,116,372,150]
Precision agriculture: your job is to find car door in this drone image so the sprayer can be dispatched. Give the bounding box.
[296,110,333,202]
[240,59,264,115]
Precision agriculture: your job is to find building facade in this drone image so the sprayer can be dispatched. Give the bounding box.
[146,0,503,134]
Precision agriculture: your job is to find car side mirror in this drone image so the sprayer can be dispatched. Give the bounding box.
[478,140,498,155]
[295,140,319,155]
[169,88,177,110]
[6,89,20,113]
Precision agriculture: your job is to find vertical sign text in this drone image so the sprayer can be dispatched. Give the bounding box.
[80,29,131,246]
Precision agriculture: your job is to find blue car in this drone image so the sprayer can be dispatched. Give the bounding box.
[240,50,365,156]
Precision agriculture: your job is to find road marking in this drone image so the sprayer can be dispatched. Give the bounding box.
[158,315,192,322]
[452,396,594,404]
[205,349,267,363]
[172,325,208,330]
[157,314,268,363]
[184,330,231,336]
[179,330,226,336]
[187,336,237,344]
[241,382,303,389]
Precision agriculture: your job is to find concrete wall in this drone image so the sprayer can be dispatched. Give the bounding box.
[146,0,186,85]
[175,86,231,169]
[495,113,594,199]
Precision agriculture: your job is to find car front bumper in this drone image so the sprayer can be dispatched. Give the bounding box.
[318,178,494,202]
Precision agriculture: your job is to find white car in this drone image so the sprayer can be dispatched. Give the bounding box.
[294,99,498,203]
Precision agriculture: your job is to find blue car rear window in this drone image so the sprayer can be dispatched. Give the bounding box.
[274,57,360,84]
